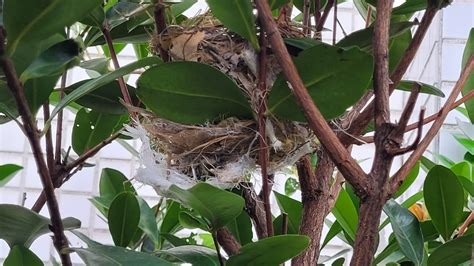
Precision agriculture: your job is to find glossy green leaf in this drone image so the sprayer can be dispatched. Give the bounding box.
[227,235,310,266]
[72,108,125,155]
[396,80,445,97]
[458,176,474,196]
[453,134,474,154]
[388,30,412,73]
[168,183,244,230]
[80,5,105,27]
[424,165,465,241]
[321,221,343,249]
[136,197,160,246]
[206,0,258,49]
[384,199,424,266]
[71,231,173,265]
[0,164,23,187]
[420,156,436,172]
[268,0,290,10]
[462,28,474,123]
[332,257,345,266]
[337,21,416,51]
[268,43,373,121]
[178,211,208,230]
[4,245,43,266]
[393,161,420,198]
[332,188,358,241]
[226,211,253,245]
[451,161,471,178]
[20,39,82,82]
[380,191,424,230]
[79,58,110,75]
[170,0,198,16]
[0,204,80,247]
[284,177,300,196]
[137,61,252,124]
[107,192,141,247]
[427,232,473,265]
[99,168,136,201]
[353,0,376,22]
[48,57,162,125]
[274,191,302,234]
[160,245,219,266]
[4,0,102,55]
[64,79,136,114]
[106,2,148,29]
[86,24,153,46]
[160,200,182,234]
[392,0,426,16]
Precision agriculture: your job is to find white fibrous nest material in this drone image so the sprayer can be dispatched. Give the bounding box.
[126,15,316,196]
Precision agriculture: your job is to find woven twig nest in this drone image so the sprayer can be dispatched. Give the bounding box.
[128,15,315,194]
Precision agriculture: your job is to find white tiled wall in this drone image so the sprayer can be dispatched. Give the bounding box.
[0,0,472,264]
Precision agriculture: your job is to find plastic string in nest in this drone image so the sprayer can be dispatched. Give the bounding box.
[126,15,316,196]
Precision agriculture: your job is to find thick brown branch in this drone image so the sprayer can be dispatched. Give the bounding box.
[242,184,268,239]
[257,24,273,237]
[216,227,241,256]
[0,28,72,266]
[390,55,474,195]
[255,0,368,198]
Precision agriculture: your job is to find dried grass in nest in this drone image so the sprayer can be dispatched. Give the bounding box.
[129,15,315,192]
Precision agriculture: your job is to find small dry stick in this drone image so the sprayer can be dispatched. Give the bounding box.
[458,211,474,237]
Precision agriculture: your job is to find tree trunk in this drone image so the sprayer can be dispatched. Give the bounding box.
[350,195,385,266]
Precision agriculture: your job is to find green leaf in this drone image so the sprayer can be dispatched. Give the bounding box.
[268,43,373,121]
[107,192,141,247]
[136,197,160,246]
[0,204,80,247]
[71,231,173,265]
[226,211,253,245]
[4,0,102,55]
[99,168,136,201]
[160,200,182,234]
[168,183,245,230]
[274,191,302,234]
[80,5,105,27]
[423,165,465,241]
[268,0,290,10]
[72,108,125,155]
[427,232,473,265]
[160,245,219,266]
[396,80,445,97]
[451,161,471,178]
[337,21,416,51]
[20,39,82,82]
[48,56,163,126]
[393,161,420,198]
[321,220,343,249]
[453,134,474,154]
[79,58,110,75]
[226,235,310,266]
[420,156,436,172]
[137,61,253,124]
[384,199,424,266]
[4,245,43,266]
[206,0,258,49]
[332,188,358,242]
[284,177,300,196]
[389,30,411,73]
[64,79,136,115]
[170,0,198,17]
[462,28,474,123]
[380,191,424,230]
[0,164,23,187]
[178,211,208,230]
[458,176,474,196]
[392,0,426,16]
[86,24,153,46]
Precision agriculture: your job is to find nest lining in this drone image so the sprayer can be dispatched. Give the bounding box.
[128,15,316,195]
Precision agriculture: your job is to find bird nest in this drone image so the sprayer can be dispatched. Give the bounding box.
[127,15,316,195]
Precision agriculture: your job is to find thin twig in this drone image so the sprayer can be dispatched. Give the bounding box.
[303,0,311,36]
[55,71,68,166]
[255,0,368,198]
[0,27,72,266]
[153,0,170,62]
[212,231,225,266]
[315,0,335,32]
[43,102,55,173]
[332,0,337,45]
[31,131,121,212]
[387,108,425,156]
[257,23,273,237]
[390,55,474,195]
[102,24,133,105]
[313,0,321,30]
[397,83,422,133]
[458,211,474,237]
[365,6,372,28]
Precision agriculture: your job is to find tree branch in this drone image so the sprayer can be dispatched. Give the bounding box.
[153,0,170,62]
[0,28,72,266]
[255,0,368,198]
[390,55,474,195]
[315,0,335,32]
[216,227,241,256]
